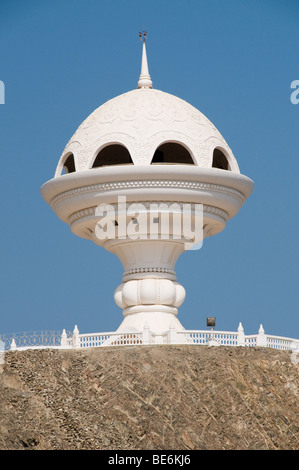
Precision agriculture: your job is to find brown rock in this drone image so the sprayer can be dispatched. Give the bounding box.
[0,346,298,450]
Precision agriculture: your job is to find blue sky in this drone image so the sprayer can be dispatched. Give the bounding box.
[0,0,298,339]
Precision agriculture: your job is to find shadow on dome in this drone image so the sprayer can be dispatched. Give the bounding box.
[92,144,134,168]
[62,153,76,174]
[151,143,195,165]
[212,148,231,171]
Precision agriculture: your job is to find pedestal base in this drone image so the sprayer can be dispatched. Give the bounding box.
[116,305,185,334]
[114,277,186,337]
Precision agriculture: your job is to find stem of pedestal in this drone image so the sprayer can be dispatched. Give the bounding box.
[106,239,187,334]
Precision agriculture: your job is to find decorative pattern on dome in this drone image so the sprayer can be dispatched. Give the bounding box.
[56,88,239,176]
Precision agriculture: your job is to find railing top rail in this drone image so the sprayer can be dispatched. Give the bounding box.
[265,334,299,343]
[178,329,238,335]
[78,331,143,338]
[179,330,298,341]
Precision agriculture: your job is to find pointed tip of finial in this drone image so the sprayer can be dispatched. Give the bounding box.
[258,324,265,334]
[138,31,153,89]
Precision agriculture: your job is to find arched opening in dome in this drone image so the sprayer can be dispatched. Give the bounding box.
[92,144,133,168]
[151,143,194,165]
[212,148,230,170]
[62,153,76,174]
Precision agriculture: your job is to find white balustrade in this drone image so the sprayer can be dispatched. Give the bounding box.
[78,331,143,348]
[2,323,298,352]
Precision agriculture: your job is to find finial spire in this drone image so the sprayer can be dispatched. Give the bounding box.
[138,31,153,89]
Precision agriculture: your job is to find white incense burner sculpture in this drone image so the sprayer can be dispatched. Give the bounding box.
[41,38,254,335]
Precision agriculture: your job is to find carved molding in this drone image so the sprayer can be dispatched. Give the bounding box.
[51,179,245,209]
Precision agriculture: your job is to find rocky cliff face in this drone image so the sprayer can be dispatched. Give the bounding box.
[0,346,298,450]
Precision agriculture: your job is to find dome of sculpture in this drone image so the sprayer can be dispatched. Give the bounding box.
[55,40,239,177]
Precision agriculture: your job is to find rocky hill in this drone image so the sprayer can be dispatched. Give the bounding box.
[0,345,298,450]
